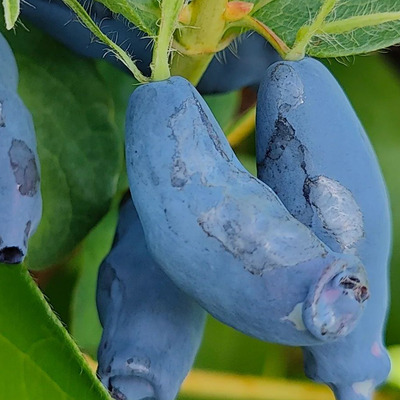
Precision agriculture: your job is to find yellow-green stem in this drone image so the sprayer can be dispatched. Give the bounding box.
[170,0,228,85]
[151,19,173,81]
[151,0,185,81]
[236,16,290,58]
[227,106,256,148]
[286,0,337,60]
[62,0,148,81]
[319,12,400,35]
[170,52,215,86]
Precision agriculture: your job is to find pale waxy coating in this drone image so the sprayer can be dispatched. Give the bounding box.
[126,76,369,346]
[97,198,206,400]
[256,58,391,400]
[0,34,42,264]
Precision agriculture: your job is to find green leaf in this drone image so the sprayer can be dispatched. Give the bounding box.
[0,265,111,400]
[2,0,19,29]
[324,54,400,346]
[252,0,400,58]
[1,25,123,270]
[37,257,81,329]
[95,0,160,36]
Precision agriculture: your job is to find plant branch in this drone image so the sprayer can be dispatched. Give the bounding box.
[235,16,290,57]
[286,0,337,60]
[61,0,148,82]
[227,106,256,148]
[170,0,228,85]
[151,0,185,81]
[318,12,400,35]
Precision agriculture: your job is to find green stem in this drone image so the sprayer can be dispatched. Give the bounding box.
[234,16,289,58]
[319,12,400,35]
[61,0,148,82]
[151,0,185,81]
[226,106,256,148]
[170,52,215,85]
[286,0,337,60]
[170,0,228,85]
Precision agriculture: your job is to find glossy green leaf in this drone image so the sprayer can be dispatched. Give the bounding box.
[1,25,123,270]
[2,0,19,29]
[325,54,400,345]
[252,0,400,58]
[0,264,111,400]
[96,0,160,36]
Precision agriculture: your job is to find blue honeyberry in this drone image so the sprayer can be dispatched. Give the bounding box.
[125,75,369,346]
[97,197,206,400]
[0,34,42,264]
[256,57,391,400]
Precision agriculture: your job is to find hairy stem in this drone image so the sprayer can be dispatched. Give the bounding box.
[236,16,290,58]
[61,0,148,82]
[151,0,185,81]
[286,0,337,60]
[319,12,400,35]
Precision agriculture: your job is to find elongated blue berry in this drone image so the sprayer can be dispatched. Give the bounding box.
[256,57,391,400]
[126,76,368,346]
[97,197,206,400]
[0,34,42,264]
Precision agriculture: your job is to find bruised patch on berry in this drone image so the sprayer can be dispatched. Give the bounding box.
[8,139,40,196]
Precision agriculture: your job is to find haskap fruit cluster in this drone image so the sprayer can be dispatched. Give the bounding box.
[118,61,390,400]
[7,4,392,400]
